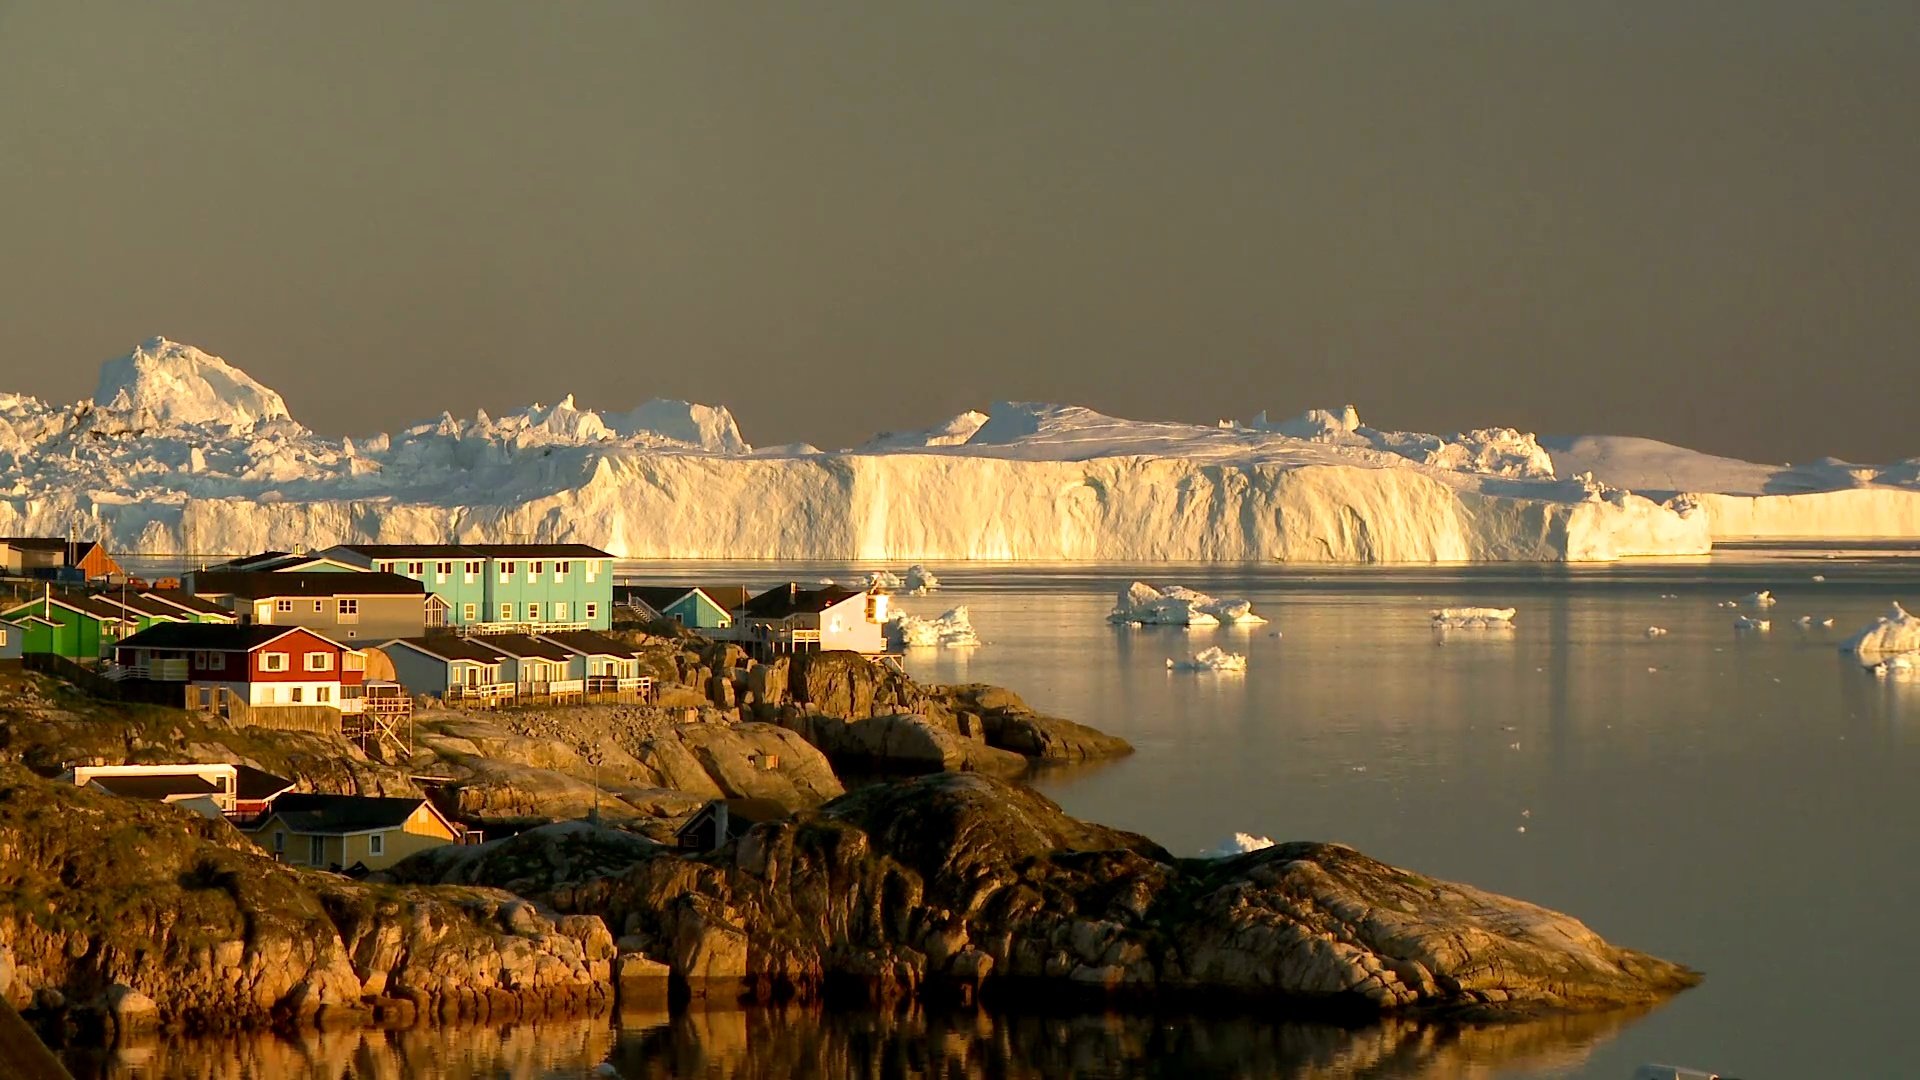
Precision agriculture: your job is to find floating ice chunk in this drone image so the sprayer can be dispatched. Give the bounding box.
[1111,582,1267,626]
[1431,607,1516,628]
[1734,615,1770,632]
[1200,832,1275,858]
[1794,615,1815,628]
[1742,590,1777,608]
[1716,600,1737,609]
[886,605,981,649]
[863,568,904,590]
[904,564,940,594]
[1645,626,1669,637]
[1167,647,1247,672]
[1871,653,1917,680]
[1839,603,1920,656]
[1821,618,1836,628]
[1812,574,1827,582]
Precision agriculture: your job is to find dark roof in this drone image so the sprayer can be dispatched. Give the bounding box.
[142,589,234,617]
[2,593,134,623]
[539,630,640,657]
[234,765,296,801]
[203,551,297,572]
[116,623,335,652]
[92,592,186,618]
[466,544,614,559]
[89,773,222,801]
[615,585,695,612]
[384,635,511,663]
[483,633,573,661]
[334,543,614,560]
[335,544,481,559]
[192,571,426,599]
[265,793,433,833]
[740,584,864,619]
[692,586,753,611]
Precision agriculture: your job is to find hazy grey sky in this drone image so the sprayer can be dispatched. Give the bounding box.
[2,2,1915,462]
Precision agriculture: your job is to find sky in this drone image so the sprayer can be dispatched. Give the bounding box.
[1,2,1915,462]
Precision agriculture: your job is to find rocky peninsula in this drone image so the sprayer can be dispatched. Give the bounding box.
[0,634,1697,1047]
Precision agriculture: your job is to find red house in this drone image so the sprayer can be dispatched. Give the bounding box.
[113,623,362,708]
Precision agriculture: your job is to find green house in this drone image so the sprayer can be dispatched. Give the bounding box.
[320,543,616,630]
[0,594,138,660]
[614,586,749,629]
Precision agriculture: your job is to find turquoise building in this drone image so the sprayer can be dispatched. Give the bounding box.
[321,544,615,630]
[614,586,749,630]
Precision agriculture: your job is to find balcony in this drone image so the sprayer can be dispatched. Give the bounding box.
[445,682,516,705]
[104,658,191,682]
[458,620,590,637]
[586,674,655,698]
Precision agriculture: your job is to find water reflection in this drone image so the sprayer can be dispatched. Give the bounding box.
[72,1003,1656,1080]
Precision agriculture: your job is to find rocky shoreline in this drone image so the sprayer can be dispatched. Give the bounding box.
[0,638,1698,1049]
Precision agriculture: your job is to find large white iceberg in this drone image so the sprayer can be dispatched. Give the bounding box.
[3,340,1916,563]
[1110,582,1268,626]
[887,606,981,649]
[1200,832,1276,858]
[1839,603,1920,656]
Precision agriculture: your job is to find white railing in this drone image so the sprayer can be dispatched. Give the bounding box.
[522,679,585,696]
[103,658,191,682]
[587,674,654,695]
[458,620,590,637]
[446,682,516,702]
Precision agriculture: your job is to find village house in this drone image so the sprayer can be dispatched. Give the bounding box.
[0,619,25,663]
[0,592,137,660]
[110,623,361,709]
[379,635,515,704]
[0,537,123,582]
[248,793,460,872]
[195,551,363,575]
[736,583,890,656]
[615,585,750,630]
[188,570,438,642]
[486,633,584,701]
[537,629,651,694]
[319,543,615,630]
[66,763,241,819]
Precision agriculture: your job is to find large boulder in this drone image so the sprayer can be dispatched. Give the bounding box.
[796,713,1028,776]
[664,723,844,811]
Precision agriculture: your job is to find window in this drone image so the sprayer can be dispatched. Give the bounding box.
[407,561,424,576]
[499,603,514,621]
[554,560,569,582]
[193,650,207,666]
[312,600,324,613]
[865,597,879,621]
[290,686,304,703]
[529,560,543,581]
[261,652,289,672]
[461,603,477,621]
[273,832,285,854]
[552,602,569,621]
[309,835,325,865]
[275,599,294,613]
[317,686,331,702]
[368,833,384,857]
[498,561,516,583]
[376,561,394,573]
[305,652,334,672]
[0,629,6,647]
[585,560,598,583]
[435,561,452,582]
[337,598,359,623]
[209,652,226,671]
[464,560,481,583]
[526,605,541,623]
[585,602,598,621]
[344,651,366,671]
[197,687,213,708]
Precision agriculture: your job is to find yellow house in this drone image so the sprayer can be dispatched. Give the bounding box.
[248,793,460,872]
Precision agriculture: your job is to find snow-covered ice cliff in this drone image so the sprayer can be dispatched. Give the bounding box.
[1,339,1913,562]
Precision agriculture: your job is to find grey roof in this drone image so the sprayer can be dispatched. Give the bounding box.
[615,586,695,612]
[384,635,511,663]
[335,542,614,560]
[2,593,135,623]
[203,551,299,572]
[92,592,187,618]
[234,765,296,801]
[192,571,426,599]
[539,630,641,658]
[484,633,573,661]
[466,544,613,559]
[90,773,222,801]
[142,590,235,617]
[741,584,863,619]
[116,623,330,652]
[264,793,435,833]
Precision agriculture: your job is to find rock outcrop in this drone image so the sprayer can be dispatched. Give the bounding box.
[0,765,613,1036]
[505,774,1696,1016]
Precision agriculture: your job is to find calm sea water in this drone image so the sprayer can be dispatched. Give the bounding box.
[76,548,1920,1078]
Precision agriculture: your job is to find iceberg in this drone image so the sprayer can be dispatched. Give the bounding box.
[1110,582,1268,626]
[1431,607,1517,628]
[1734,616,1771,632]
[903,564,940,595]
[2,340,1915,563]
[1200,832,1276,858]
[1839,603,1920,656]
[886,606,981,649]
[1741,591,1777,608]
[1167,647,1247,672]
[1871,653,1917,680]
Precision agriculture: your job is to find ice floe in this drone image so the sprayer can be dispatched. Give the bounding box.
[1111,582,1268,627]
[1200,832,1275,858]
[886,605,980,649]
[1167,647,1247,672]
[1431,607,1516,628]
[1839,603,1920,656]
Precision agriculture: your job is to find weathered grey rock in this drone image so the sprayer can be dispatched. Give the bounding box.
[800,713,1027,775]
[666,723,844,811]
[550,774,1697,1015]
[105,983,159,1030]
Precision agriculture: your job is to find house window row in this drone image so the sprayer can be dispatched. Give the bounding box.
[191,650,229,671]
[494,602,593,622]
